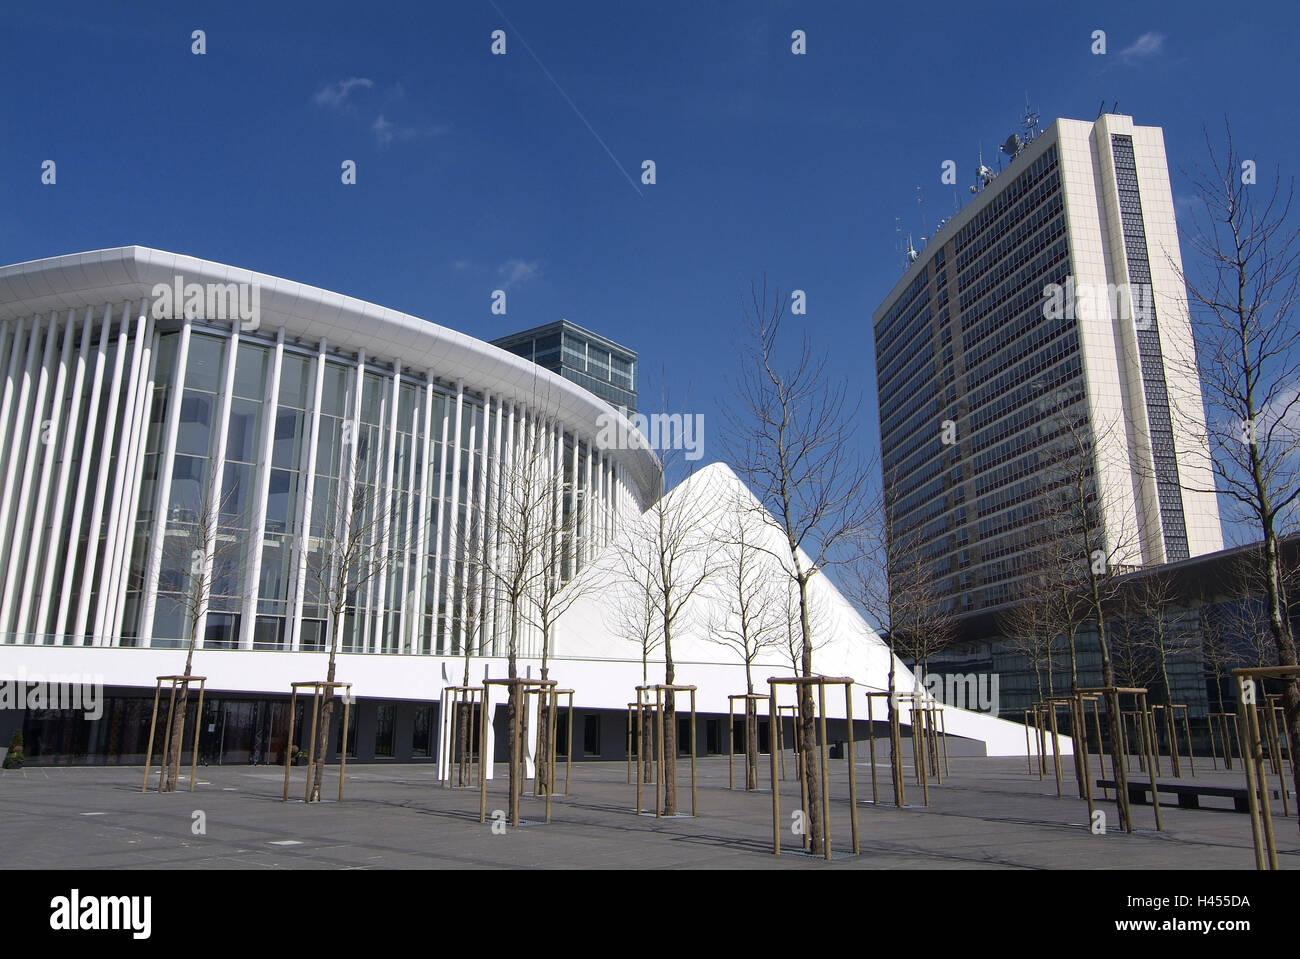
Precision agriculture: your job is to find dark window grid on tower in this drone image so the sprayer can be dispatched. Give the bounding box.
[957,185,1065,289]
[1111,134,1190,560]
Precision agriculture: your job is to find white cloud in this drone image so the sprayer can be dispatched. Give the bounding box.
[1120,32,1165,61]
[497,259,541,289]
[372,114,449,148]
[314,77,374,110]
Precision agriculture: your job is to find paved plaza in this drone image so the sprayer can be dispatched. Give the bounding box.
[0,755,1294,869]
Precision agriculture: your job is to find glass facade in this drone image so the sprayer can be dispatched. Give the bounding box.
[0,314,631,659]
[492,320,637,413]
[875,144,1087,612]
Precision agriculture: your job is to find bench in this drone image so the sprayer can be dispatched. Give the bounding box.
[1096,779,1290,814]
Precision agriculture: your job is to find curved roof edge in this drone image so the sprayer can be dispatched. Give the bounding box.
[0,246,661,501]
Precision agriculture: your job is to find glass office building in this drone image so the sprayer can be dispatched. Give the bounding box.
[492,320,637,413]
[871,115,1223,614]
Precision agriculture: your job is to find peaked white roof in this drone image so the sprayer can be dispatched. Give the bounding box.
[553,462,1058,757]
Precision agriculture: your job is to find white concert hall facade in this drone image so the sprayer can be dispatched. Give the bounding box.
[0,247,1036,765]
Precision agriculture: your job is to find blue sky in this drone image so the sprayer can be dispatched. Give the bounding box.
[3,1,1297,534]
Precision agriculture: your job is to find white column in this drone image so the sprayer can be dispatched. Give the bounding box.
[90,302,149,644]
[568,431,580,577]
[483,397,503,656]
[288,339,327,652]
[0,319,31,518]
[371,362,402,653]
[489,401,514,656]
[35,309,95,642]
[443,381,464,654]
[0,314,58,640]
[412,374,435,654]
[238,329,284,650]
[473,393,492,657]
[430,382,451,655]
[16,312,75,641]
[0,314,47,627]
[56,307,113,643]
[457,396,478,654]
[0,319,16,453]
[337,351,365,652]
[138,319,192,645]
[397,399,419,653]
[583,443,594,565]
[103,302,157,645]
[74,303,132,646]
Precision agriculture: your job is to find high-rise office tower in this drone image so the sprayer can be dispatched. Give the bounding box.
[872,114,1222,613]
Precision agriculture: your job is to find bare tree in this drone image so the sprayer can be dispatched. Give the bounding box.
[999,573,1062,706]
[453,502,489,786]
[1125,571,1197,703]
[723,279,872,854]
[480,405,555,823]
[607,562,662,783]
[523,436,597,791]
[853,465,954,806]
[152,483,243,791]
[705,499,786,789]
[1175,120,1300,820]
[612,449,720,815]
[303,454,398,802]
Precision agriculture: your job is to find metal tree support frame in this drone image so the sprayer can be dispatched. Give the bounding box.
[1209,711,1240,770]
[727,693,773,790]
[281,681,353,804]
[861,690,909,807]
[479,678,558,826]
[527,686,574,796]
[1073,686,1163,834]
[625,702,639,784]
[860,692,887,806]
[891,690,936,806]
[768,676,859,861]
[1150,704,1195,778]
[1027,695,1106,801]
[776,704,799,781]
[633,684,698,817]
[1232,665,1300,870]
[441,685,484,789]
[1030,699,1069,797]
[1264,694,1293,781]
[141,675,207,794]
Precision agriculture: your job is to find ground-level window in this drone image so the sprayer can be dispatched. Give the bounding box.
[412,705,434,758]
[583,715,600,756]
[374,704,395,757]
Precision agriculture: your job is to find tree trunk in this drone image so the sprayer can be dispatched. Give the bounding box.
[662,665,678,816]
[797,577,824,855]
[312,657,337,802]
[536,664,551,794]
[457,697,471,786]
[641,708,654,783]
[164,683,189,792]
[507,609,520,825]
[745,696,759,790]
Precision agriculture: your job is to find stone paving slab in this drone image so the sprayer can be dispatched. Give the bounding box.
[0,755,1295,869]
